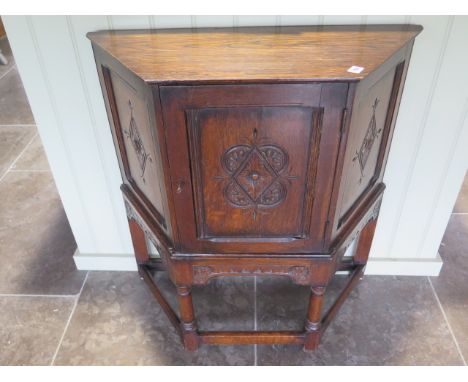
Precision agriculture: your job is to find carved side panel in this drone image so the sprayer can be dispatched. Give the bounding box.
[335,62,404,228]
[103,68,167,228]
[353,98,382,183]
[187,106,322,239]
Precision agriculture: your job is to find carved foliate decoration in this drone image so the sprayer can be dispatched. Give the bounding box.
[124,100,152,182]
[217,129,296,218]
[124,200,168,262]
[192,265,310,285]
[353,98,382,182]
[371,199,382,221]
[124,200,140,224]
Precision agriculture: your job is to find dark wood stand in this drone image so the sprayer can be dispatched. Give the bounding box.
[126,185,380,350]
[88,25,422,351]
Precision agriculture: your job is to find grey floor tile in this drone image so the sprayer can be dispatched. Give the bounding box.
[256,275,347,332]
[192,276,256,331]
[256,275,463,365]
[0,171,85,294]
[0,295,75,365]
[0,37,15,79]
[431,214,468,362]
[54,271,255,365]
[453,172,468,213]
[151,272,256,331]
[12,134,51,171]
[0,125,36,175]
[0,66,35,125]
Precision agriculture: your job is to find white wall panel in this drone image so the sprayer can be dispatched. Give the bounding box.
[29,16,126,254]
[365,15,409,24]
[390,16,468,259]
[3,16,97,253]
[3,15,467,274]
[151,15,192,28]
[108,16,152,29]
[67,16,134,253]
[322,15,365,24]
[276,16,322,26]
[236,16,279,26]
[194,15,235,27]
[370,16,454,259]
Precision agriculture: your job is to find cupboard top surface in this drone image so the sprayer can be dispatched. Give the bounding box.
[87,24,422,84]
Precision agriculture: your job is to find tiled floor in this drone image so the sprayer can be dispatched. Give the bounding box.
[0,35,467,365]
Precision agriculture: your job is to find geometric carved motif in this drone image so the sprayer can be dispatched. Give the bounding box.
[218,129,296,218]
[124,100,152,183]
[353,98,382,182]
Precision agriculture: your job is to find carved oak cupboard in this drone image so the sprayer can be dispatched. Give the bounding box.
[88,25,422,350]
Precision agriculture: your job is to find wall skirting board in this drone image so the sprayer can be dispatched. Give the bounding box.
[73,250,443,276]
[363,255,443,276]
[73,250,139,272]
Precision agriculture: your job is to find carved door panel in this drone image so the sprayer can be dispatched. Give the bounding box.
[160,84,348,253]
[187,105,320,239]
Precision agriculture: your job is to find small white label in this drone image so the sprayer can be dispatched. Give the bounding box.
[347,65,365,74]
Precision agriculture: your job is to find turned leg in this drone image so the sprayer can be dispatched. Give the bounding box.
[304,286,325,351]
[176,285,199,351]
[308,216,378,348]
[353,218,377,265]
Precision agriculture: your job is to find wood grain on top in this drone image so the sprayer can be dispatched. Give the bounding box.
[88,25,422,84]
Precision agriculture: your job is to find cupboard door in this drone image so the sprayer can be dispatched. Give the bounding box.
[187,105,321,239]
[160,84,348,253]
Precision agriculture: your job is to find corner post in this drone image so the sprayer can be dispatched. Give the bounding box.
[304,286,326,350]
[176,285,199,351]
[127,216,150,281]
[353,218,378,265]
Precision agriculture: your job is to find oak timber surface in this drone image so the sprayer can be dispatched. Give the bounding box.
[87,25,422,84]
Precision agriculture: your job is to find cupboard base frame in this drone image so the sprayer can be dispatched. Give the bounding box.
[137,259,365,351]
[126,183,381,351]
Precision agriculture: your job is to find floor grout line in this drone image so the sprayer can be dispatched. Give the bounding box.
[427,276,467,365]
[0,131,38,183]
[0,293,78,298]
[9,170,51,173]
[254,275,257,366]
[50,271,89,366]
[0,64,16,81]
[0,124,36,128]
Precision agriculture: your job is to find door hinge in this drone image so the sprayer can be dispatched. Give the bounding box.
[320,219,331,248]
[340,108,349,135]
